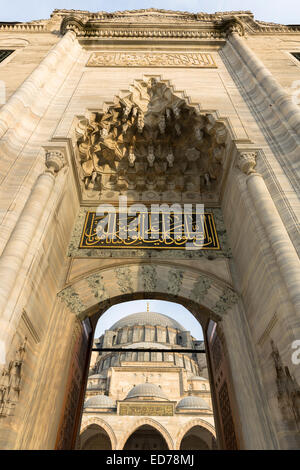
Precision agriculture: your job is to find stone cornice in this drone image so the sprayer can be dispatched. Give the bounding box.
[53,9,300,37]
[1,9,299,36]
[0,22,47,32]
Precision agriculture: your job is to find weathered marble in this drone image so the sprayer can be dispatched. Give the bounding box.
[0,8,299,450]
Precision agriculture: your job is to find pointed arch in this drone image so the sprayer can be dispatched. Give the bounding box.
[58,262,239,325]
[117,417,174,450]
[175,418,216,450]
[79,416,117,450]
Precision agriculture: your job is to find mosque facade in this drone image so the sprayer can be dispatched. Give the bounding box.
[0,8,299,450]
[79,310,216,450]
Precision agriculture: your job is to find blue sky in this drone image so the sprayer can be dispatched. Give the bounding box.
[1,0,299,24]
[94,299,204,339]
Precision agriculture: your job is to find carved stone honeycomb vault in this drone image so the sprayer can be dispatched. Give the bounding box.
[75,77,229,203]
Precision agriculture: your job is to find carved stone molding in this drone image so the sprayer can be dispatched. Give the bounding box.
[58,287,86,317]
[1,9,299,36]
[75,77,228,201]
[0,22,46,32]
[212,287,239,315]
[190,276,212,303]
[87,52,217,68]
[271,340,300,433]
[0,337,27,418]
[56,9,300,37]
[58,263,238,322]
[236,151,257,175]
[220,17,245,37]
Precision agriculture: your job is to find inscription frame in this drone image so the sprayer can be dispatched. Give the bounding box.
[79,211,220,250]
[87,51,217,68]
[118,402,175,416]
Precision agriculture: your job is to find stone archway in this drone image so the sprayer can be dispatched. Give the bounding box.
[123,425,169,451]
[15,254,276,451]
[56,261,243,450]
[0,9,298,452]
[79,424,112,450]
[79,417,117,450]
[58,262,239,323]
[179,426,212,450]
[175,419,216,450]
[53,260,273,450]
[117,417,174,450]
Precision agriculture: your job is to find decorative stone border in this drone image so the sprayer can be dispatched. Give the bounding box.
[58,262,239,319]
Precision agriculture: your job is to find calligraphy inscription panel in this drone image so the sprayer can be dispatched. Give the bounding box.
[79,211,220,250]
[119,403,174,416]
[87,52,217,68]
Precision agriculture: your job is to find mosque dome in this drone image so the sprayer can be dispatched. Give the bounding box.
[84,395,116,409]
[109,312,186,331]
[125,383,169,400]
[176,396,211,410]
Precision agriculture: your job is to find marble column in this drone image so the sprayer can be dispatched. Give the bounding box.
[237,152,300,315]
[228,31,300,136]
[0,31,77,138]
[0,151,65,358]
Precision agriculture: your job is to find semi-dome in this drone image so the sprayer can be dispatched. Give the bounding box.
[109,312,186,331]
[176,396,210,410]
[84,395,116,409]
[125,383,169,400]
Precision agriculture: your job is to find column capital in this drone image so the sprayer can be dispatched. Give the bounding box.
[236,151,258,175]
[220,17,245,37]
[45,150,65,175]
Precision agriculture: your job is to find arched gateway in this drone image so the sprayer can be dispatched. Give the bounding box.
[0,8,300,451]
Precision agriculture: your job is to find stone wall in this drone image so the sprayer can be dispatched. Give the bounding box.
[0,9,299,449]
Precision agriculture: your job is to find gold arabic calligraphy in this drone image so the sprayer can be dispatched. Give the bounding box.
[79,212,220,250]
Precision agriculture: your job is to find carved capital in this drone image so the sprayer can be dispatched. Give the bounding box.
[60,16,86,35]
[220,17,245,37]
[45,151,65,175]
[236,151,257,175]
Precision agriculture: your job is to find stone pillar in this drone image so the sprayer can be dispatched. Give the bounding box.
[237,152,300,315]
[0,31,77,138]
[0,151,65,354]
[228,31,300,135]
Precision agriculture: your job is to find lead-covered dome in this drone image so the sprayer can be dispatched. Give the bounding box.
[125,383,169,400]
[176,396,210,410]
[84,395,116,409]
[109,312,186,331]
